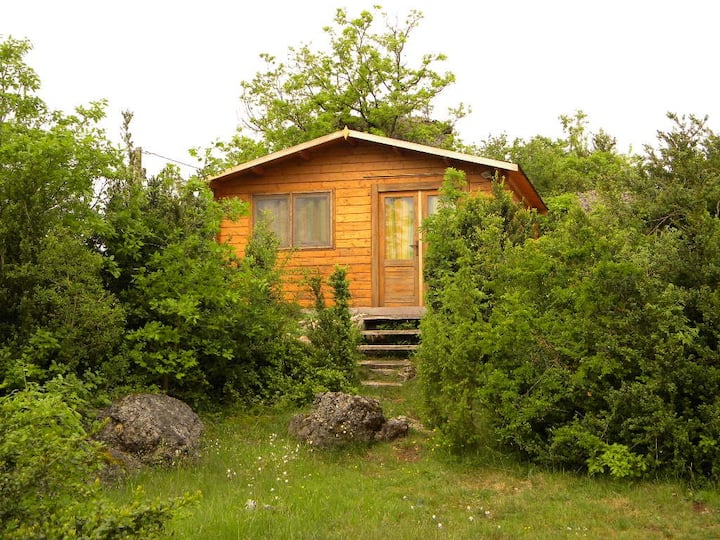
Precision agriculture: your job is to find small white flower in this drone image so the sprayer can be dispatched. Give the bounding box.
[438,523,443,529]
[244,499,257,511]
[469,516,475,522]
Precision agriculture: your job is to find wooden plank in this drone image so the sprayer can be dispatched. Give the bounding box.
[360,381,403,387]
[358,344,419,351]
[358,359,411,368]
[351,307,426,318]
[361,329,420,336]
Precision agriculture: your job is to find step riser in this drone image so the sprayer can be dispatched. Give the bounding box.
[355,309,422,386]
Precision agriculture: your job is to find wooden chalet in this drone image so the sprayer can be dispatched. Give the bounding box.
[209,128,546,309]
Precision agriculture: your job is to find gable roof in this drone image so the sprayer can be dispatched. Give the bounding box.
[209,128,547,212]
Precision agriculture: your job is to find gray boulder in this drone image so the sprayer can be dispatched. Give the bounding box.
[96,393,204,470]
[375,415,410,441]
[289,392,409,447]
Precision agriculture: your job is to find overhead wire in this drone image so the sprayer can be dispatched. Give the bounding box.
[141,149,201,170]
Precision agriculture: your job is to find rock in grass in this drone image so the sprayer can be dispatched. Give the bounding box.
[96,393,204,472]
[289,391,408,447]
[375,415,410,441]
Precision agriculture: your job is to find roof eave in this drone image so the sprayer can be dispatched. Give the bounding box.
[208,129,522,187]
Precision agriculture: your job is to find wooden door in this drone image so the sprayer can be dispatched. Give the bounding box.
[378,190,440,306]
[379,192,419,306]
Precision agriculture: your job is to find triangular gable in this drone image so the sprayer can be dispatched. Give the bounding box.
[209,128,547,212]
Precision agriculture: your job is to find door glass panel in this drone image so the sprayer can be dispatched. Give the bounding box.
[384,196,415,260]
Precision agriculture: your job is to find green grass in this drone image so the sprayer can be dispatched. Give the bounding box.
[105,382,720,539]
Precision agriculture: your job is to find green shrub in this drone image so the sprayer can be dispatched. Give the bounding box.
[293,266,361,402]
[419,161,720,480]
[0,383,192,539]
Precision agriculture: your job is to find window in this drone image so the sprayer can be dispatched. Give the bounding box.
[253,192,332,249]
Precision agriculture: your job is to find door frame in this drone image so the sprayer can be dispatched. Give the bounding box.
[371,181,440,307]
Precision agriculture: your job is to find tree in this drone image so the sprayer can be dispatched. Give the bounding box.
[202,6,465,173]
[99,113,311,405]
[636,113,720,232]
[0,37,45,127]
[473,111,641,197]
[419,116,720,480]
[0,37,125,391]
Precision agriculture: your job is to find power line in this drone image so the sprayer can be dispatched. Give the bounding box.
[141,149,201,170]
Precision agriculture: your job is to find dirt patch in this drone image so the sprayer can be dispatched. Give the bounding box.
[693,501,710,514]
[458,473,534,496]
[394,442,421,462]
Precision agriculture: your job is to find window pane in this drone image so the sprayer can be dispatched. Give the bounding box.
[254,196,290,247]
[294,193,331,247]
[426,195,439,216]
[384,196,415,260]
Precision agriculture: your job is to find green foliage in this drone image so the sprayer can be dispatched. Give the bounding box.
[420,124,720,480]
[418,169,539,449]
[1,230,125,391]
[0,37,45,126]
[202,6,465,173]
[0,383,191,539]
[0,33,327,410]
[0,37,124,395]
[207,221,307,405]
[297,266,361,401]
[474,110,641,197]
[100,121,308,406]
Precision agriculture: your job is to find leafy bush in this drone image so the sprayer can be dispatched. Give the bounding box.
[100,137,306,407]
[418,169,538,450]
[0,383,191,539]
[289,266,361,403]
[419,149,720,480]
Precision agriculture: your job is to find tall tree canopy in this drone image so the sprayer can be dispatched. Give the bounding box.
[0,37,124,388]
[199,6,465,174]
[474,110,641,197]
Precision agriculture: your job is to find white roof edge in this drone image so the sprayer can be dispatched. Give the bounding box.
[345,129,518,171]
[209,129,517,182]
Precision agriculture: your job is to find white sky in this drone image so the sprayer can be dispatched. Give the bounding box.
[4,0,719,176]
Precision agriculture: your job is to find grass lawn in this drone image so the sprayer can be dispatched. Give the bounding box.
[105,380,720,539]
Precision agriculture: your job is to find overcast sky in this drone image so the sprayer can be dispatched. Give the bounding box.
[4,0,719,176]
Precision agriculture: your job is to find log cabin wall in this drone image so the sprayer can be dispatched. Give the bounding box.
[212,139,499,307]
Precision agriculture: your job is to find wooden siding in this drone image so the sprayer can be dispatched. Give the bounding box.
[213,139,500,307]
